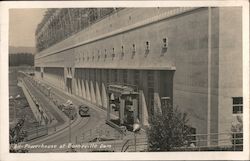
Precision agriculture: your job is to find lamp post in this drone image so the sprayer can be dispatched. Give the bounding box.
[133,119,141,152]
[63,100,75,144]
[48,87,51,98]
[69,114,72,143]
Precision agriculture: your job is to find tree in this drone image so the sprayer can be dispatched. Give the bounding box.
[231,115,243,132]
[231,115,243,148]
[147,104,192,151]
[9,119,29,153]
[9,53,34,66]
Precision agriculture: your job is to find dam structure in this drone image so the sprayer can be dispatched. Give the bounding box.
[34,7,242,147]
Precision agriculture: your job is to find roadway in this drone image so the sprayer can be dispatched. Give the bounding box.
[24,76,118,152]
[23,77,67,127]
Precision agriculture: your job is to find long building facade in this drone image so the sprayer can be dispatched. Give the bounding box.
[35,7,243,146]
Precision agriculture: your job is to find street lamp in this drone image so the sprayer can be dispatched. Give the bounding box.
[133,118,141,152]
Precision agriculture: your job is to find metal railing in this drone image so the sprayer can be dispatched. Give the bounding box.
[120,132,243,152]
[25,125,48,141]
[121,137,148,152]
[22,77,53,124]
[173,132,243,151]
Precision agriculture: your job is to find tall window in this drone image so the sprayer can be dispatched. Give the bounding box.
[232,97,243,114]
[147,71,154,88]
[106,70,110,84]
[134,70,139,88]
[85,69,88,80]
[93,69,96,82]
[123,70,128,84]
[147,71,154,116]
[113,69,117,83]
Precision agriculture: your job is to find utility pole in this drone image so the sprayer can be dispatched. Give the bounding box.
[133,119,141,152]
[10,94,20,125]
[63,100,75,144]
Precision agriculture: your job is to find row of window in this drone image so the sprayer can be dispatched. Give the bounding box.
[74,69,156,91]
[74,69,157,116]
[41,67,243,116]
[75,38,169,62]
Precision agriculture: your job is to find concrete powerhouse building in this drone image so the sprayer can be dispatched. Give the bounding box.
[34,7,243,146]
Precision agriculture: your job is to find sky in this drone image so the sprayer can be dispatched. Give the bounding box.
[9,9,46,47]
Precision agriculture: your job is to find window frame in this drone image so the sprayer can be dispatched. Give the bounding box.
[232,97,243,114]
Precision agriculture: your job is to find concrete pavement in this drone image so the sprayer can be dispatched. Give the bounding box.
[21,75,146,152]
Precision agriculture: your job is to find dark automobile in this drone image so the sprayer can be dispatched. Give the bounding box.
[78,105,90,117]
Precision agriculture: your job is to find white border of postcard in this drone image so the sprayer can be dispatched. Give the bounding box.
[0,0,249,161]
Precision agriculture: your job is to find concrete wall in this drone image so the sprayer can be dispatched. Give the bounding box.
[43,67,65,90]
[36,8,177,60]
[36,8,198,69]
[167,8,209,135]
[218,7,242,144]
[209,7,220,144]
[34,7,243,142]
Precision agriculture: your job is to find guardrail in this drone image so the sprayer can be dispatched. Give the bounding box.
[181,132,243,151]
[121,137,148,152]
[119,132,243,152]
[24,75,75,120]
[22,77,53,124]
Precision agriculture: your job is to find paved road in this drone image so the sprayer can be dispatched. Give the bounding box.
[25,77,114,152]
[23,77,67,127]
